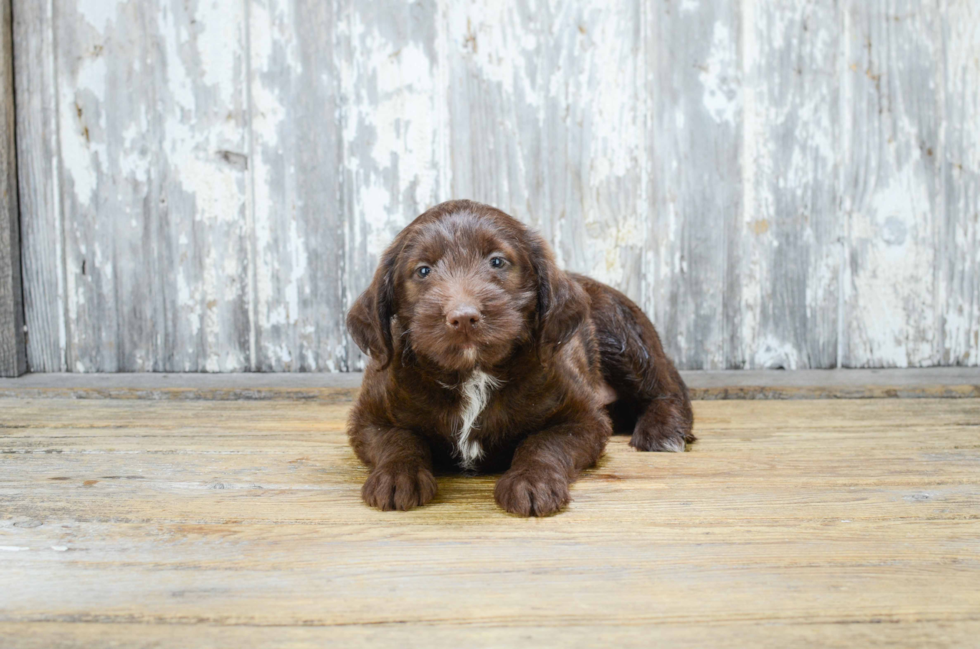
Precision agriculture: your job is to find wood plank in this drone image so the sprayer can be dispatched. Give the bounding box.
[247,0,346,372]
[44,0,252,371]
[444,0,648,300]
[12,2,980,374]
[12,0,65,372]
[4,620,980,649]
[338,0,448,370]
[643,0,741,369]
[442,1,538,226]
[0,397,978,647]
[0,368,978,401]
[736,0,841,369]
[941,2,980,366]
[0,0,24,377]
[840,1,944,367]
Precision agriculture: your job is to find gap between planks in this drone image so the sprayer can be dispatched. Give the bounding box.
[0,368,978,401]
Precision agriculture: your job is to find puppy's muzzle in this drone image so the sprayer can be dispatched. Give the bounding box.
[446,305,481,337]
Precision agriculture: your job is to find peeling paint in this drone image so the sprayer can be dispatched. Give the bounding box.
[15,0,980,372]
[76,0,124,30]
[700,23,740,125]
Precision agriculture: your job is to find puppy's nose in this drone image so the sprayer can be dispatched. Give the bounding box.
[447,306,481,333]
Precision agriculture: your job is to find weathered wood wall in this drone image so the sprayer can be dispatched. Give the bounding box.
[12,0,980,372]
[0,0,24,377]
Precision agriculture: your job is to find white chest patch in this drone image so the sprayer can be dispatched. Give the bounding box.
[454,370,500,471]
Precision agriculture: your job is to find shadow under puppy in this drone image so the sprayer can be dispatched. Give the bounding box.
[347,200,694,516]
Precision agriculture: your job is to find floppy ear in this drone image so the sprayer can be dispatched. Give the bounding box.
[529,232,589,352]
[346,244,401,369]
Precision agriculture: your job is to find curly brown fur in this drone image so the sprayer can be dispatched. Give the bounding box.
[347,200,694,517]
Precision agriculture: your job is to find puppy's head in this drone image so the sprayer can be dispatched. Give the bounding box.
[347,201,588,372]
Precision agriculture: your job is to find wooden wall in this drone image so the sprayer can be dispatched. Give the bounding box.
[0,0,24,377]
[12,0,980,372]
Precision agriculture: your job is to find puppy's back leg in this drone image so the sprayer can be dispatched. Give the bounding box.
[583,277,695,452]
[628,363,695,452]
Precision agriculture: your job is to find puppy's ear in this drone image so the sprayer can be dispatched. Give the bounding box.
[529,232,589,352]
[347,243,401,369]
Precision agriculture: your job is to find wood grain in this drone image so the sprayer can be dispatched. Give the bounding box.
[339,0,449,370]
[12,0,65,372]
[17,0,253,372]
[0,0,24,377]
[1,367,979,401]
[248,0,346,371]
[445,0,647,302]
[736,0,841,369]
[841,1,944,368]
[644,0,741,370]
[4,621,980,649]
[942,1,980,367]
[1,397,978,648]
[12,1,980,371]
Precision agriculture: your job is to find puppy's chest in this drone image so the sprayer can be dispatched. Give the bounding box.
[445,371,505,471]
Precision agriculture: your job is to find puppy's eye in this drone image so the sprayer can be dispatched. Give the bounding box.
[490,257,507,269]
[416,266,431,278]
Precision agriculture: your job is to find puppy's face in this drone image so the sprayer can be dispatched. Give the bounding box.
[395,212,536,371]
[348,201,589,374]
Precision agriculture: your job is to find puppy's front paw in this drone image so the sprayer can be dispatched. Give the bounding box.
[494,465,570,517]
[362,464,437,511]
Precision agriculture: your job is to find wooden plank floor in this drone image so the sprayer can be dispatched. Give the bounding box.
[1,397,979,648]
[2,367,979,400]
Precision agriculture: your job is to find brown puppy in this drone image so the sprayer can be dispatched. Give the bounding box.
[346,200,694,516]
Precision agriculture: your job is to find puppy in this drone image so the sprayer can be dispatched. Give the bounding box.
[346,200,694,516]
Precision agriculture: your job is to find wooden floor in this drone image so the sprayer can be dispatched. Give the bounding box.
[1,396,979,647]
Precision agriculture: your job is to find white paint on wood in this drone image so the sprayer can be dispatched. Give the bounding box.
[644,0,741,370]
[248,0,346,372]
[737,0,841,370]
[942,1,980,366]
[35,0,254,372]
[701,22,740,126]
[341,0,448,369]
[13,0,980,372]
[841,1,947,368]
[445,0,647,304]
